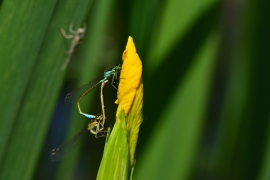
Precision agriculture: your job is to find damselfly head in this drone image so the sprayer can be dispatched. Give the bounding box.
[114,63,121,68]
[114,63,121,71]
[95,114,104,122]
[104,63,121,73]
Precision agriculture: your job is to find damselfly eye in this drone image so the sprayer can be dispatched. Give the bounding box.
[115,63,121,68]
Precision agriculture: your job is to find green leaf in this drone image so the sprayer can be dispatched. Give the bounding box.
[97,109,129,180]
[0,0,57,163]
[0,0,93,179]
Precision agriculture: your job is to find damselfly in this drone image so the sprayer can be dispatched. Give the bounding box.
[51,114,105,162]
[65,63,121,132]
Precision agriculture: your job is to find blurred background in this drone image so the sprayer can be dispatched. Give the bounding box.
[0,0,270,179]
